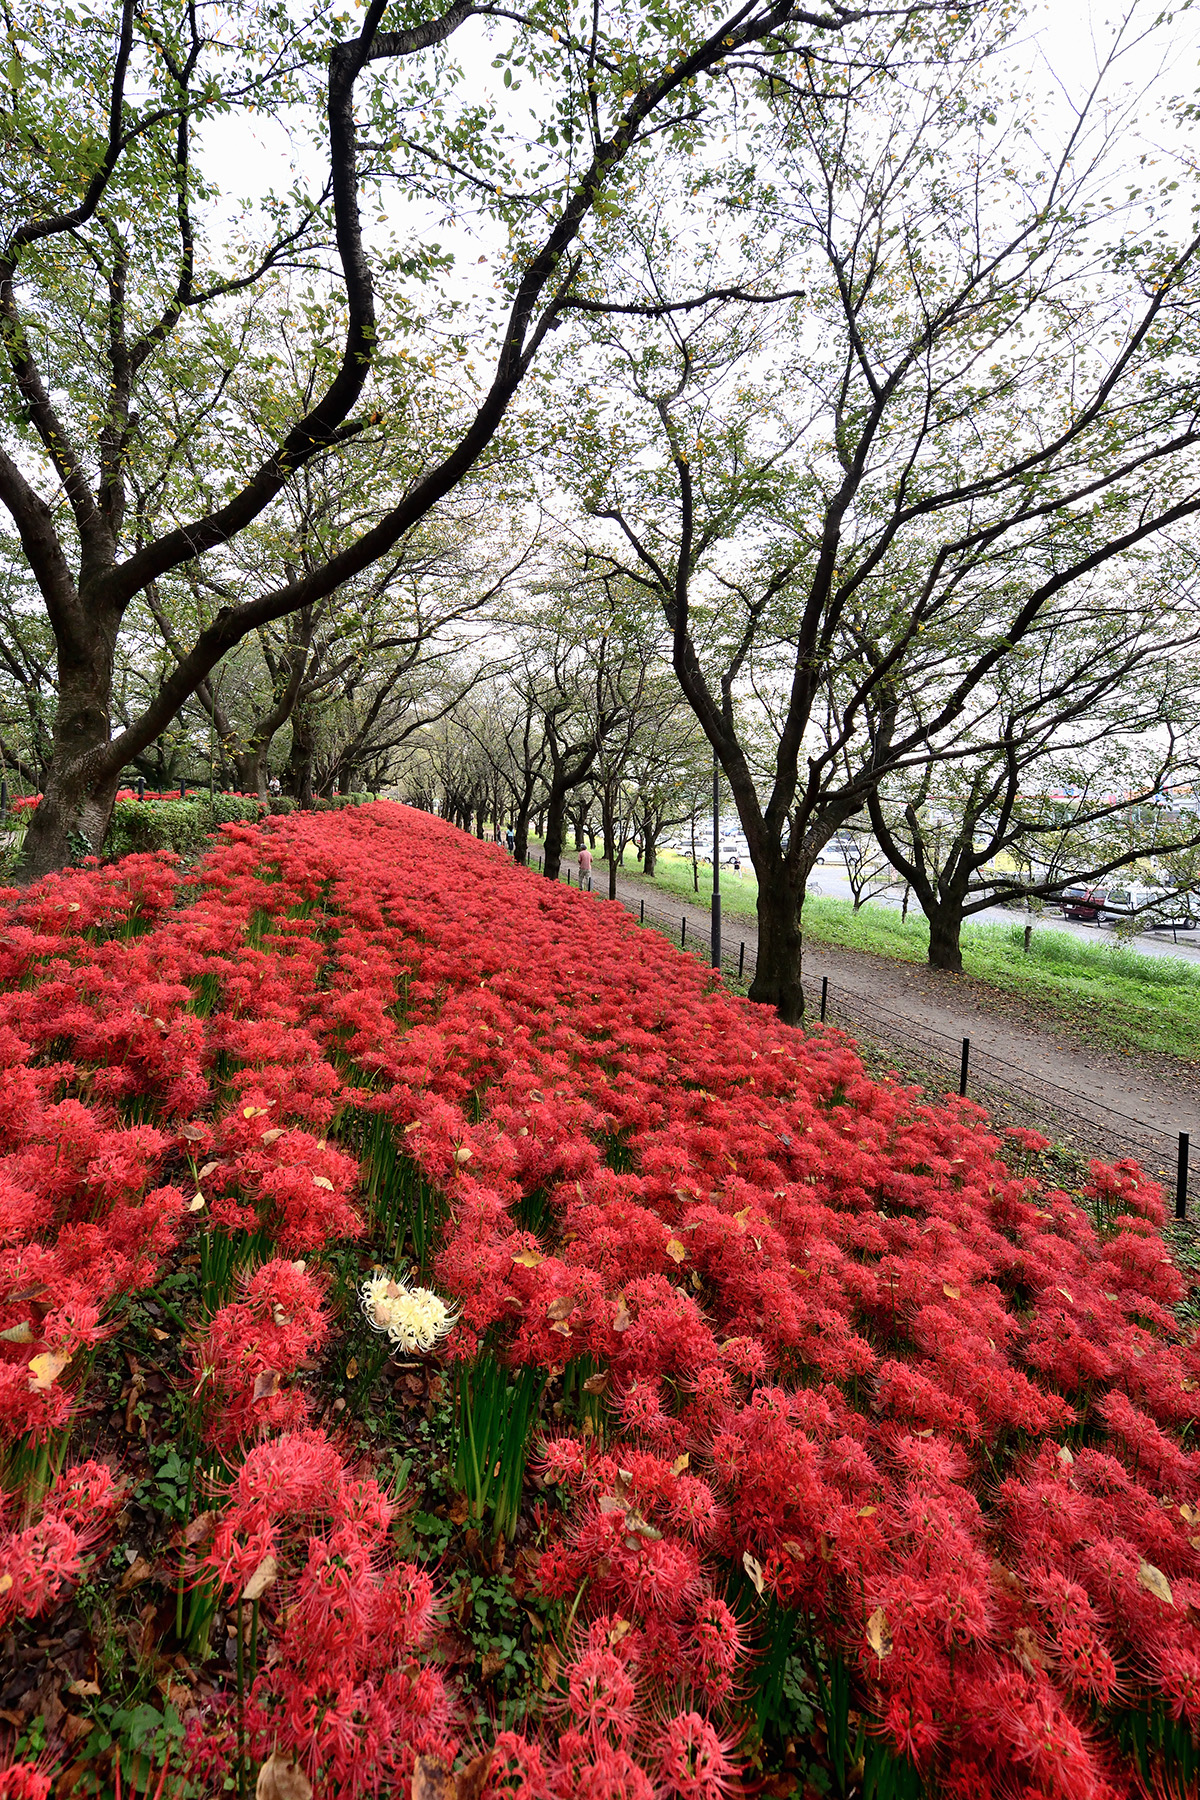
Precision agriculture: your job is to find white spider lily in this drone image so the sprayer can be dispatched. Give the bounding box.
[359,1269,458,1354]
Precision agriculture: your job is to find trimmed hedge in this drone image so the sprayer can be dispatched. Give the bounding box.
[105,793,263,859]
[102,792,377,858]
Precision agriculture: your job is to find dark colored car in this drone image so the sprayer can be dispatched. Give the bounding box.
[1061,884,1107,921]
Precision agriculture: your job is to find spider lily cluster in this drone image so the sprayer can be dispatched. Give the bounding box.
[0,805,1196,1799]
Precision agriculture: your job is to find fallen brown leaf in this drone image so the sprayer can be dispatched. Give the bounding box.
[117,1557,153,1594]
[243,1554,279,1602]
[256,1752,312,1800]
[865,1606,892,1659]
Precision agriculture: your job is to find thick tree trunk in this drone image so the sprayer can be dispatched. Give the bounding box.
[642,822,658,876]
[287,708,317,809]
[233,748,268,800]
[748,867,806,1025]
[542,785,568,881]
[927,907,964,973]
[514,794,532,866]
[16,616,123,881]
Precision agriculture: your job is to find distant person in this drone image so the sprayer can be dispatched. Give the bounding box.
[506,826,515,854]
[579,844,593,891]
[733,855,741,872]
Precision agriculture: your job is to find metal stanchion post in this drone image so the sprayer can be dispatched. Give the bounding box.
[711,752,721,969]
[959,1037,970,1097]
[738,942,745,979]
[681,916,687,948]
[1178,1133,1191,1221]
[640,899,645,924]
[820,976,828,1022]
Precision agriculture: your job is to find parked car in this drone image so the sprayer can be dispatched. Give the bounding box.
[1102,883,1199,932]
[1062,884,1107,921]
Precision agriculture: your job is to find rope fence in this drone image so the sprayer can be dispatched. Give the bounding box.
[560,869,1200,1220]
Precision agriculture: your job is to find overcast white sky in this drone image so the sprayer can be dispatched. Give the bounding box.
[198,0,1200,295]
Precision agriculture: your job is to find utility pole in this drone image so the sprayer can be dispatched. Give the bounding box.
[711,750,721,969]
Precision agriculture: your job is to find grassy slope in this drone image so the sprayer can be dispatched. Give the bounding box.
[593,849,1200,1063]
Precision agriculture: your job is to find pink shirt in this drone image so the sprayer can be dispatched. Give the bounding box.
[579,847,592,874]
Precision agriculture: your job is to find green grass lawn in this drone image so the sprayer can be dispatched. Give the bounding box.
[590,848,1200,1062]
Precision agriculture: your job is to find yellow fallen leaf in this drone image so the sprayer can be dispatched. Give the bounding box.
[345,1358,359,1380]
[942,1283,961,1300]
[857,1505,878,1518]
[1056,1287,1073,1304]
[511,1249,544,1268]
[189,1193,206,1212]
[260,1129,284,1145]
[665,1238,687,1264]
[742,1549,765,1596]
[866,1606,892,1658]
[671,1454,690,1476]
[1138,1561,1174,1605]
[312,1176,333,1191]
[198,1160,220,1179]
[0,1320,34,1344]
[243,1106,269,1119]
[28,1351,69,1391]
[454,1145,473,1165]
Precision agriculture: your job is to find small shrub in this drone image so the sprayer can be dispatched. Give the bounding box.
[210,793,265,825]
[104,798,213,859]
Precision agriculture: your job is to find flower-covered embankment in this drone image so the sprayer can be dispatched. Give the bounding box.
[0,804,1195,1799]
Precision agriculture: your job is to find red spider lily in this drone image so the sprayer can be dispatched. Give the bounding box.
[196,1429,454,1796]
[191,1257,329,1452]
[0,1458,121,1631]
[4,804,1199,1798]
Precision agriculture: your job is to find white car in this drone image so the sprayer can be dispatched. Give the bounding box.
[1102,883,1199,931]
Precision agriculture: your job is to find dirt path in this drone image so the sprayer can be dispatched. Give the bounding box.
[560,857,1200,1204]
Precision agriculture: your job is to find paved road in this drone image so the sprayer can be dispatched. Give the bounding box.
[558,855,1200,1203]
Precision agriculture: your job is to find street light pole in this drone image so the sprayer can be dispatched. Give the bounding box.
[711,750,721,969]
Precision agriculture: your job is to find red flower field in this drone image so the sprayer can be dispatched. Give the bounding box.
[0,804,1196,1799]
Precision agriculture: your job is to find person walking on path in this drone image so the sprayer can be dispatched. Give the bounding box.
[578,845,593,892]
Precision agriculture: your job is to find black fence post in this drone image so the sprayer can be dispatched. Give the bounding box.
[681,916,687,948]
[137,776,145,801]
[959,1037,970,1097]
[0,775,7,819]
[180,781,186,799]
[1178,1132,1191,1221]
[640,898,645,924]
[820,976,828,1023]
[738,941,745,979]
